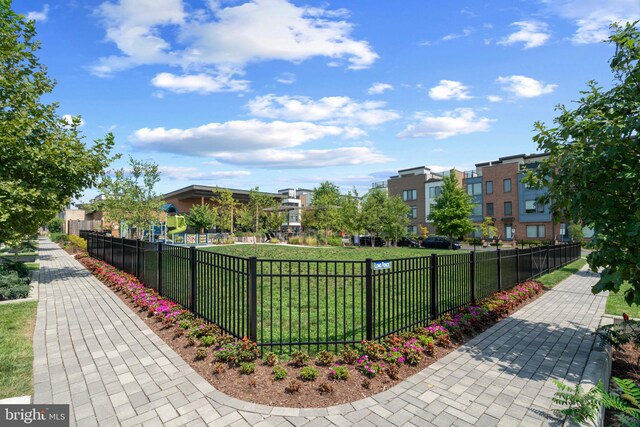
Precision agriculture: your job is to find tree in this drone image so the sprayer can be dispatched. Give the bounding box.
[428,174,475,248]
[568,223,585,243]
[0,3,114,243]
[312,181,341,237]
[418,224,429,240]
[479,217,498,242]
[186,204,217,234]
[247,187,278,234]
[211,187,240,233]
[338,189,361,236]
[525,22,640,304]
[383,195,411,246]
[97,157,164,239]
[360,188,387,246]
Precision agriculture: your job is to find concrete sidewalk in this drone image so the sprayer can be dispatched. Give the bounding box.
[33,238,608,426]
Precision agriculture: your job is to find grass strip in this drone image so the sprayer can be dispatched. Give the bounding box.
[537,258,588,288]
[0,301,38,399]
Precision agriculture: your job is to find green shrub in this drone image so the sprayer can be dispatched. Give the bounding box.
[47,218,64,233]
[50,233,68,244]
[465,238,482,245]
[327,237,342,247]
[240,362,256,375]
[304,236,317,246]
[290,350,310,367]
[316,350,335,366]
[199,335,216,347]
[329,366,349,381]
[68,235,87,251]
[0,261,30,279]
[288,237,301,245]
[263,351,279,367]
[299,366,318,381]
[339,345,359,364]
[0,271,30,300]
[269,238,280,244]
[272,365,288,381]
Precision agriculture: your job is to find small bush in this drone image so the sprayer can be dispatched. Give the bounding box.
[195,347,209,360]
[327,237,342,247]
[0,271,30,301]
[316,350,335,366]
[361,340,385,361]
[328,365,349,381]
[285,379,302,394]
[269,238,280,244]
[290,350,310,367]
[299,366,318,382]
[304,236,317,246]
[273,366,288,381]
[339,345,359,364]
[50,233,68,244]
[212,362,225,375]
[0,261,30,279]
[263,351,279,367]
[361,379,371,389]
[385,364,400,380]
[288,237,301,245]
[318,382,334,394]
[68,235,87,251]
[199,335,216,347]
[240,362,256,375]
[47,218,64,233]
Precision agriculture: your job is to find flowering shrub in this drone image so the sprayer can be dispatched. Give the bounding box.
[385,347,405,365]
[361,340,385,361]
[213,337,259,366]
[357,355,383,378]
[328,365,349,381]
[403,338,423,365]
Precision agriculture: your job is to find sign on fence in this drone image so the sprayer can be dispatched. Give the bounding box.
[373,260,391,270]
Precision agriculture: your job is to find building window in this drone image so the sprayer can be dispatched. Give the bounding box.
[471,204,482,216]
[505,224,513,240]
[504,201,512,216]
[560,222,568,237]
[503,178,512,193]
[407,225,417,235]
[526,225,546,238]
[428,186,441,198]
[525,200,536,214]
[486,181,493,195]
[403,189,417,201]
[537,203,544,213]
[486,203,494,216]
[409,206,417,219]
[466,182,482,195]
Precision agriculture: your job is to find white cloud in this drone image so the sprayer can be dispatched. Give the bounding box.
[541,0,640,44]
[211,147,389,168]
[26,4,49,22]
[496,75,557,98]
[367,82,393,95]
[397,108,493,140]
[487,95,503,103]
[93,0,377,86]
[130,119,350,156]
[245,94,399,126]
[498,21,550,49]
[432,148,445,152]
[442,27,474,41]
[428,80,472,101]
[62,114,85,127]
[158,166,250,180]
[276,72,296,84]
[151,72,249,93]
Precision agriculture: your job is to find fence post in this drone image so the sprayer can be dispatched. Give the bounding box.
[248,256,258,342]
[430,254,438,320]
[515,247,520,284]
[190,246,197,313]
[470,251,476,304]
[496,249,502,291]
[157,243,163,294]
[136,239,141,278]
[111,236,115,266]
[546,245,551,274]
[365,258,373,341]
[530,247,534,279]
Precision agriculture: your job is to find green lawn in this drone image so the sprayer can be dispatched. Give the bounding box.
[536,258,587,288]
[0,301,37,399]
[203,243,461,260]
[605,282,640,318]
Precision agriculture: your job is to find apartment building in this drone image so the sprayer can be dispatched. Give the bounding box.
[388,153,574,242]
[277,188,314,233]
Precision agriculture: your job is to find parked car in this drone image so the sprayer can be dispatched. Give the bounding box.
[397,237,420,248]
[352,235,386,247]
[420,236,461,250]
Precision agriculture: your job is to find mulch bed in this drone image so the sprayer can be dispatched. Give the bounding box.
[107,280,545,408]
[604,342,640,426]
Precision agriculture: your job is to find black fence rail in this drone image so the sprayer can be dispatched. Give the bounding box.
[80,231,581,352]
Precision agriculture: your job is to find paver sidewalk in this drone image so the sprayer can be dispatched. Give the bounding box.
[33,238,608,426]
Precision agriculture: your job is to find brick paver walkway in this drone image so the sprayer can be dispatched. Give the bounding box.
[33,238,607,426]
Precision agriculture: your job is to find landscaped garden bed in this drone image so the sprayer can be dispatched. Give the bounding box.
[75,251,549,407]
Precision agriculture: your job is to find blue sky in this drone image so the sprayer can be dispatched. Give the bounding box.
[16,0,640,201]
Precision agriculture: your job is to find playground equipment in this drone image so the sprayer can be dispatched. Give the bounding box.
[166,215,187,235]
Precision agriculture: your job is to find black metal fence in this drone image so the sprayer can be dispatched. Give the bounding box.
[81,231,581,352]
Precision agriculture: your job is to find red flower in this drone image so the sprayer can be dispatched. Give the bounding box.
[623,313,630,321]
